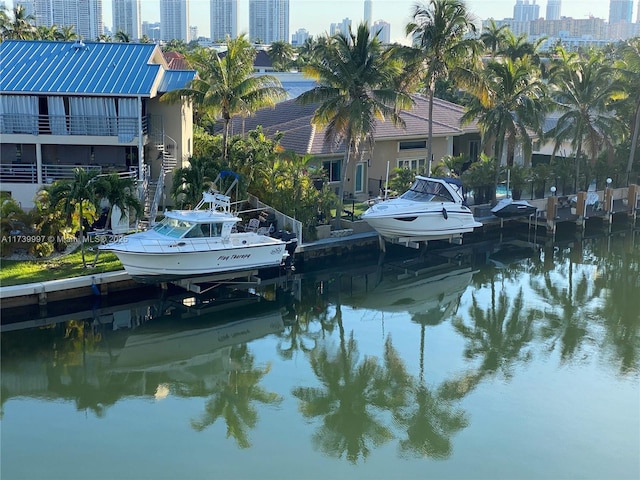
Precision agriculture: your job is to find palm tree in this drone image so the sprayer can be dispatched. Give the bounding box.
[36,25,58,40]
[268,40,295,71]
[480,19,509,57]
[462,56,546,200]
[114,30,130,43]
[499,30,546,65]
[405,0,481,174]
[615,38,640,176]
[58,25,78,41]
[170,156,219,209]
[48,168,101,268]
[162,35,287,163]
[94,173,142,232]
[1,5,36,40]
[297,23,413,226]
[547,47,625,189]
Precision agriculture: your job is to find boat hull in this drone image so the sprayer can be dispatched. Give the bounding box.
[362,208,481,240]
[491,199,537,218]
[102,235,288,282]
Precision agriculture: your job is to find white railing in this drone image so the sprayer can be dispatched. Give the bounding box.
[42,165,102,183]
[0,114,147,138]
[247,194,303,244]
[0,164,37,183]
[0,164,105,184]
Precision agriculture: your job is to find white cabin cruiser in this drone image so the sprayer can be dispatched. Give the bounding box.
[361,176,482,242]
[100,190,296,283]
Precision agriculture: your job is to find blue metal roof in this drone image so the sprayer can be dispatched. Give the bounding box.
[0,40,168,96]
[157,70,196,93]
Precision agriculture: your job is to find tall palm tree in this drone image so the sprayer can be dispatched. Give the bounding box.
[114,30,130,43]
[1,4,36,40]
[36,25,58,40]
[297,23,413,226]
[268,40,295,71]
[58,25,78,41]
[462,56,546,200]
[162,35,287,163]
[48,168,100,268]
[615,38,640,176]
[405,0,481,174]
[547,47,625,189]
[480,19,509,57]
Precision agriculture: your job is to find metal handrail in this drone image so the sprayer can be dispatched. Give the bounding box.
[0,114,146,137]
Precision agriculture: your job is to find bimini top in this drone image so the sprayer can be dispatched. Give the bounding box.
[0,40,195,97]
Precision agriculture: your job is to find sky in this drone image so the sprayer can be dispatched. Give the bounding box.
[10,0,626,43]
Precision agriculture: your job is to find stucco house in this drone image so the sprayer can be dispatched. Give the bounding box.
[0,40,196,212]
[228,94,482,200]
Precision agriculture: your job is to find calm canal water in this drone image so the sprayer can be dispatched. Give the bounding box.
[2,229,639,480]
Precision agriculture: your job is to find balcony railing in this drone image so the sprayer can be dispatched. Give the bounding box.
[0,114,147,140]
[0,164,104,184]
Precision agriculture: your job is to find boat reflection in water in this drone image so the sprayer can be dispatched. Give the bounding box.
[343,256,476,324]
[1,289,287,410]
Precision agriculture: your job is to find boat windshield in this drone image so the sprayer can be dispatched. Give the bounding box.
[153,217,223,238]
[400,179,455,203]
[152,218,196,238]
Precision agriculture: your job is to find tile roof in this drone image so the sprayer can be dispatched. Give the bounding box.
[0,40,171,96]
[229,94,479,156]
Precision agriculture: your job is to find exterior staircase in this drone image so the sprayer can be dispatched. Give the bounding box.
[143,127,178,226]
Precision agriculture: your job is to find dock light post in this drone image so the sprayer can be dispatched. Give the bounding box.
[550,186,557,196]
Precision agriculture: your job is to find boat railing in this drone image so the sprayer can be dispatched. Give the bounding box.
[197,192,232,213]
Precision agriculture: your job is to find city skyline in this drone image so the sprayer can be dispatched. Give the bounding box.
[7,0,632,43]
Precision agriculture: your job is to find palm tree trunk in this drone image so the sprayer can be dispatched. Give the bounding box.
[79,203,87,268]
[574,143,582,191]
[222,117,230,163]
[427,86,435,175]
[335,137,352,229]
[626,101,640,176]
[492,127,506,202]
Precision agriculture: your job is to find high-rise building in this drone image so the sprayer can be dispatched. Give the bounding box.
[249,0,289,44]
[14,1,36,19]
[545,0,561,20]
[160,0,190,42]
[608,0,633,23]
[372,19,390,43]
[112,0,141,40]
[330,17,351,36]
[28,0,103,39]
[513,0,540,22]
[210,0,237,42]
[364,0,372,27]
[291,27,309,46]
[142,21,161,41]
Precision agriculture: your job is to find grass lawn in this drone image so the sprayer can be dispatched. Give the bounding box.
[334,201,371,220]
[0,250,124,287]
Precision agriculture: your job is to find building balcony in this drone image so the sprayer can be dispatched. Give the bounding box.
[0,114,148,141]
[0,164,139,185]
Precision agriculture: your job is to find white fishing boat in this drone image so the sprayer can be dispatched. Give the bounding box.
[361,176,482,242]
[100,183,296,283]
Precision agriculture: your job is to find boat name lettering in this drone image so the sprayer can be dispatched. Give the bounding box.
[218,253,251,261]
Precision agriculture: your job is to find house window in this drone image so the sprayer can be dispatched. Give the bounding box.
[399,140,426,151]
[323,159,341,182]
[469,140,480,162]
[397,157,426,172]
